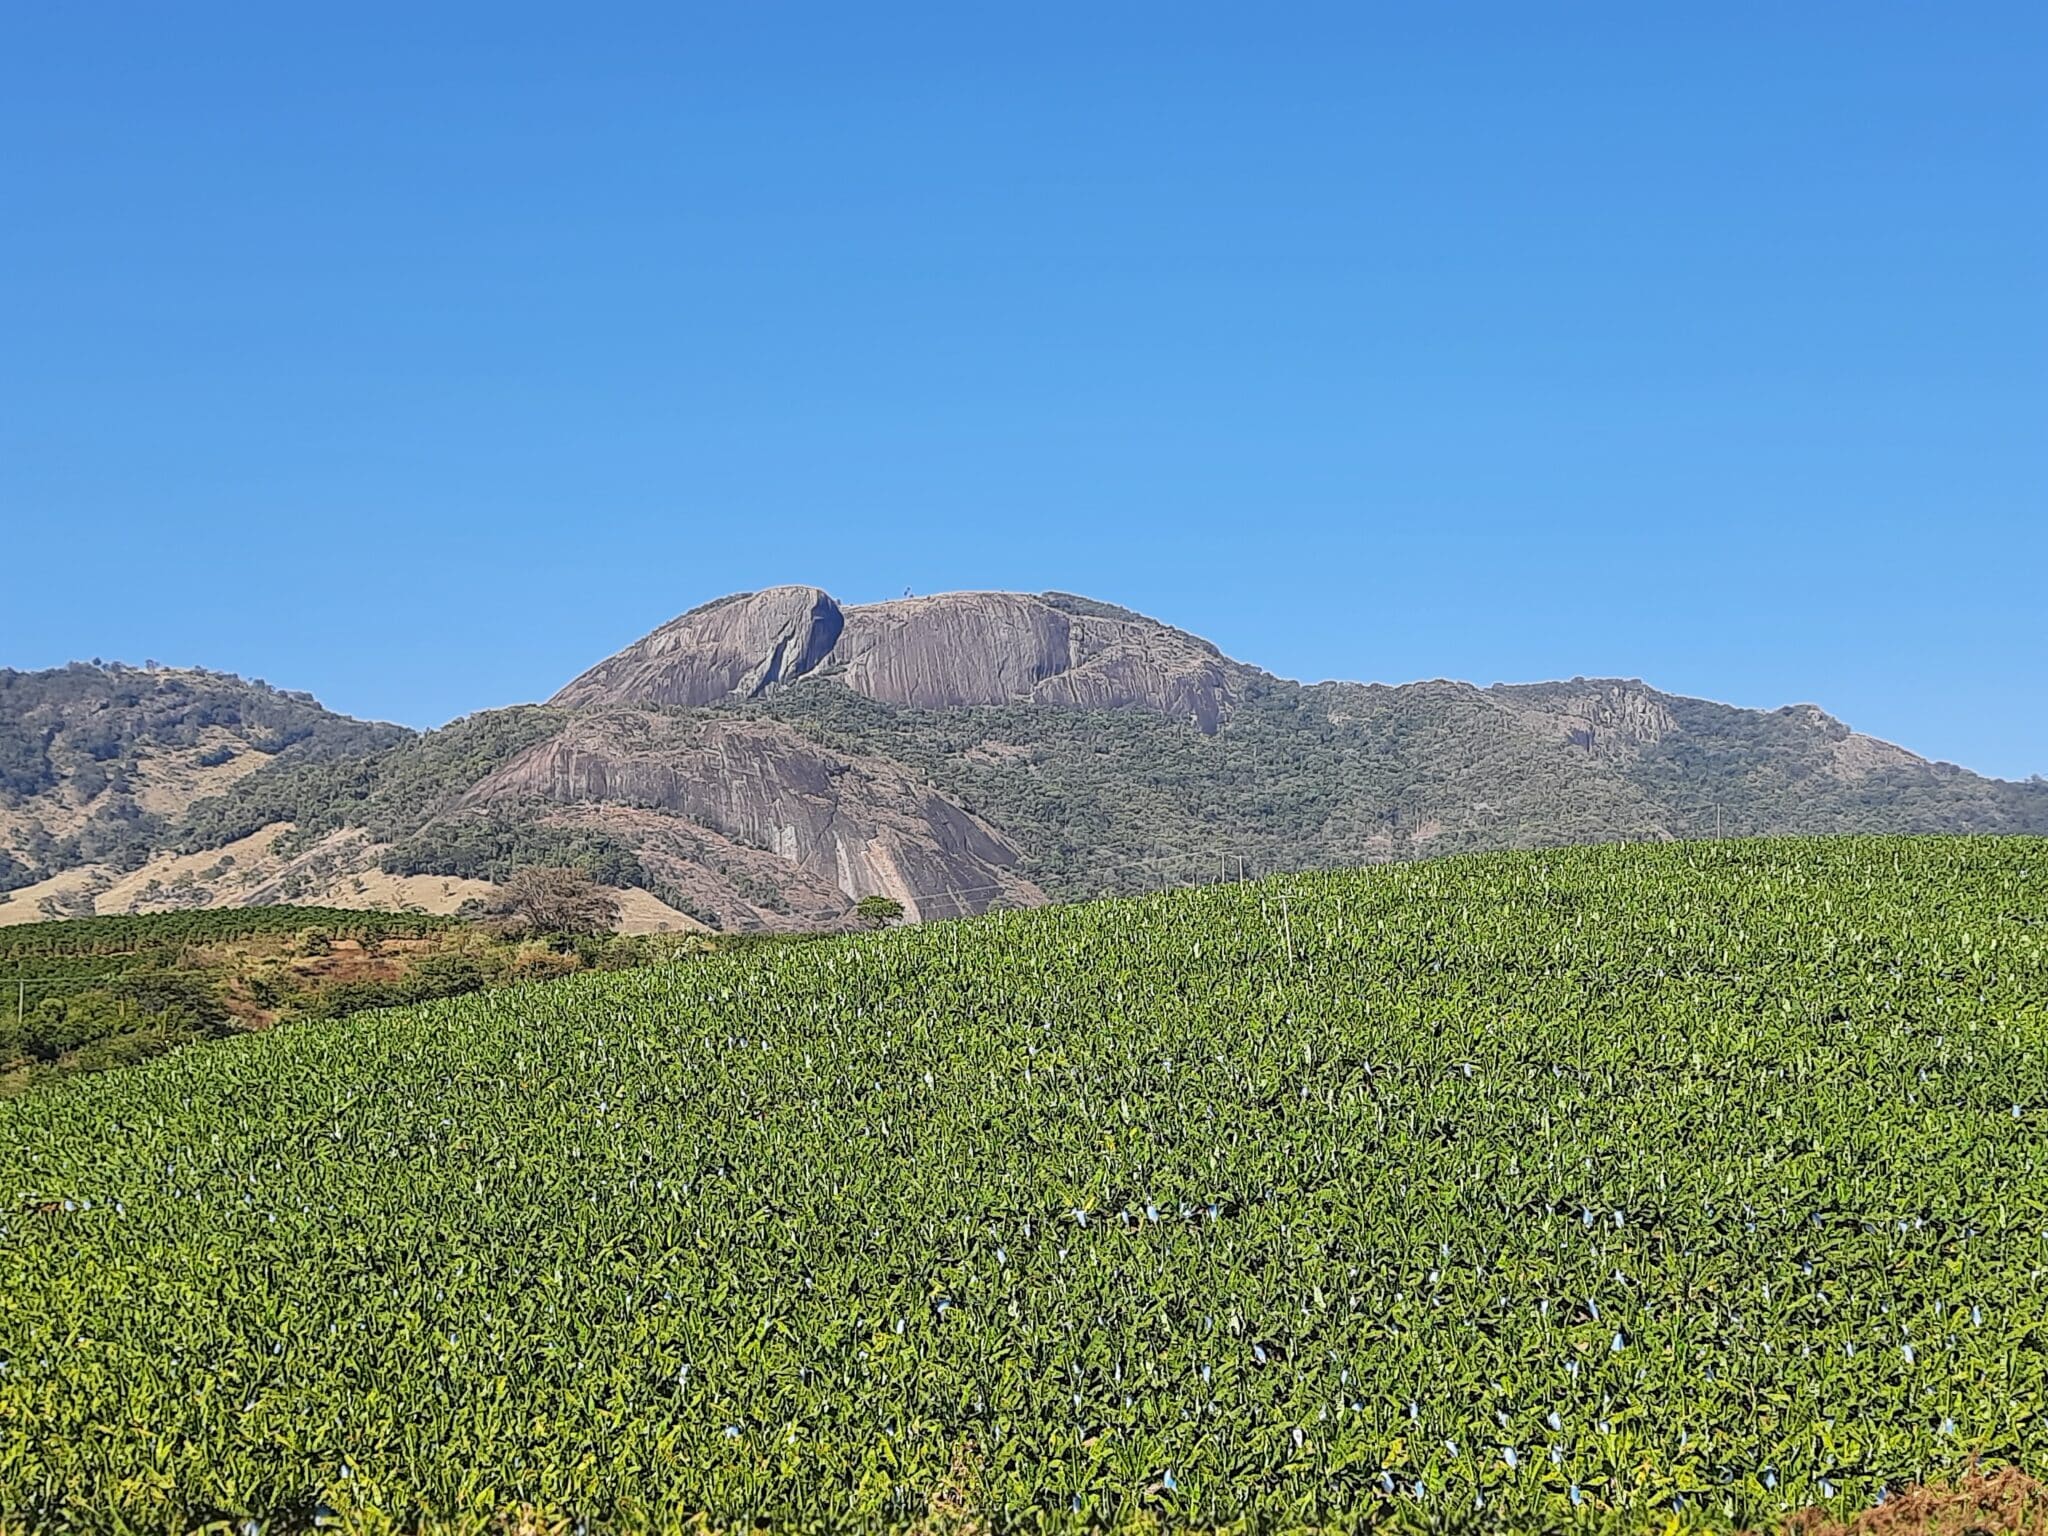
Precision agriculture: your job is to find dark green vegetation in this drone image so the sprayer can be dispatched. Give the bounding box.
[3,837,2043,1532]
[0,907,441,1085]
[172,706,570,864]
[0,676,686,916]
[0,904,449,970]
[0,907,696,1091]
[157,668,2048,914]
[152,673,2048,911]
[749,680,2048,901]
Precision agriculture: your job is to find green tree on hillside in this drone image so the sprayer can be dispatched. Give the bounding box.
[494,867,621,936]
[855,894,905,928]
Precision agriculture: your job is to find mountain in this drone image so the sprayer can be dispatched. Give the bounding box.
[551,587,1257,730]
[4,589,2044,929]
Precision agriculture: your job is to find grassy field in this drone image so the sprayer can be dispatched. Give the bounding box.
[1,837,2044,1532]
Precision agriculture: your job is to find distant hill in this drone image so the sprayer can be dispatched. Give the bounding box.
[4,590,2044,928]
[0,663,408,916]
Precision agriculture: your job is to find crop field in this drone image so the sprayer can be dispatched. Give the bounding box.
[1,837,2044,1532]
[0,907,714,1091]
[0,905,452,962]
[0,907,452,1008]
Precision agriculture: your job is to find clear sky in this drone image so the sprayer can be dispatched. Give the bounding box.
[3,5,2042,778]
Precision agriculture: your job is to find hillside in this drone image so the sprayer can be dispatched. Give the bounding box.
[4,837,2044,1529]
[5,590,2046,929]
[0,904,728,1091]
[0,662,407,912]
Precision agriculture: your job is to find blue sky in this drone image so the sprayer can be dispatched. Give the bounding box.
[3,4,2042,777]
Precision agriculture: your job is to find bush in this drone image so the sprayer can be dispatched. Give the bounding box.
[855,894,905,928]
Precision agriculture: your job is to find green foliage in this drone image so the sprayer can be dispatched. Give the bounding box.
[0,662,403,805]
[0,905,449,965]
[0,907,453,1082]
[1,837,2043,1530]
[291,964,475,1022]
[491,866,623,937]
[0,662,409,885]
[380,806,648,888]
[174,706,567,858]
[750,682,2048,902]
[1,964,235,1084]
[0,907,717,1087]
[16,655,2048,932]
[855,893,906,926]
[724,865,793,915]
[2,988,238,1081]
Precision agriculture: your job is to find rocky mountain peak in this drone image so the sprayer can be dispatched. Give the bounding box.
[551,587,1259,732]
[550,585,844,711]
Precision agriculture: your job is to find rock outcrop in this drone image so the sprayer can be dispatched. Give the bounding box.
[552,587,1259,732]
[550,586,845,712]
[460,711,1041,923]
[1557,684,1680,752]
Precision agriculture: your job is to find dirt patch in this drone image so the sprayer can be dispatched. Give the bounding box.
[1782,1467,2048,1535]
[612,886,711,934]
[127,731,271,815]
[96,824,291,911]
[284,938,414,989]
[0,865,110,926]
[290,861,499,915]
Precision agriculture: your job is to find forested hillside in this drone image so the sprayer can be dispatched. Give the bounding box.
[748,666,2048,899]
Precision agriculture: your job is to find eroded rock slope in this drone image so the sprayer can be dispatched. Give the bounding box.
[461,712,1041,924]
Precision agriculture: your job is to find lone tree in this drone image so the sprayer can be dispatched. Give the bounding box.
[854,894,906,928]
[495,866,620,936]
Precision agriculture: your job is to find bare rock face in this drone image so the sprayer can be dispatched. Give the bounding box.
[550,586,844,712]
[825,593,1075,710]
[551,588,1256,732]
[460,711,1041,924]
[1558,684,1679,752]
